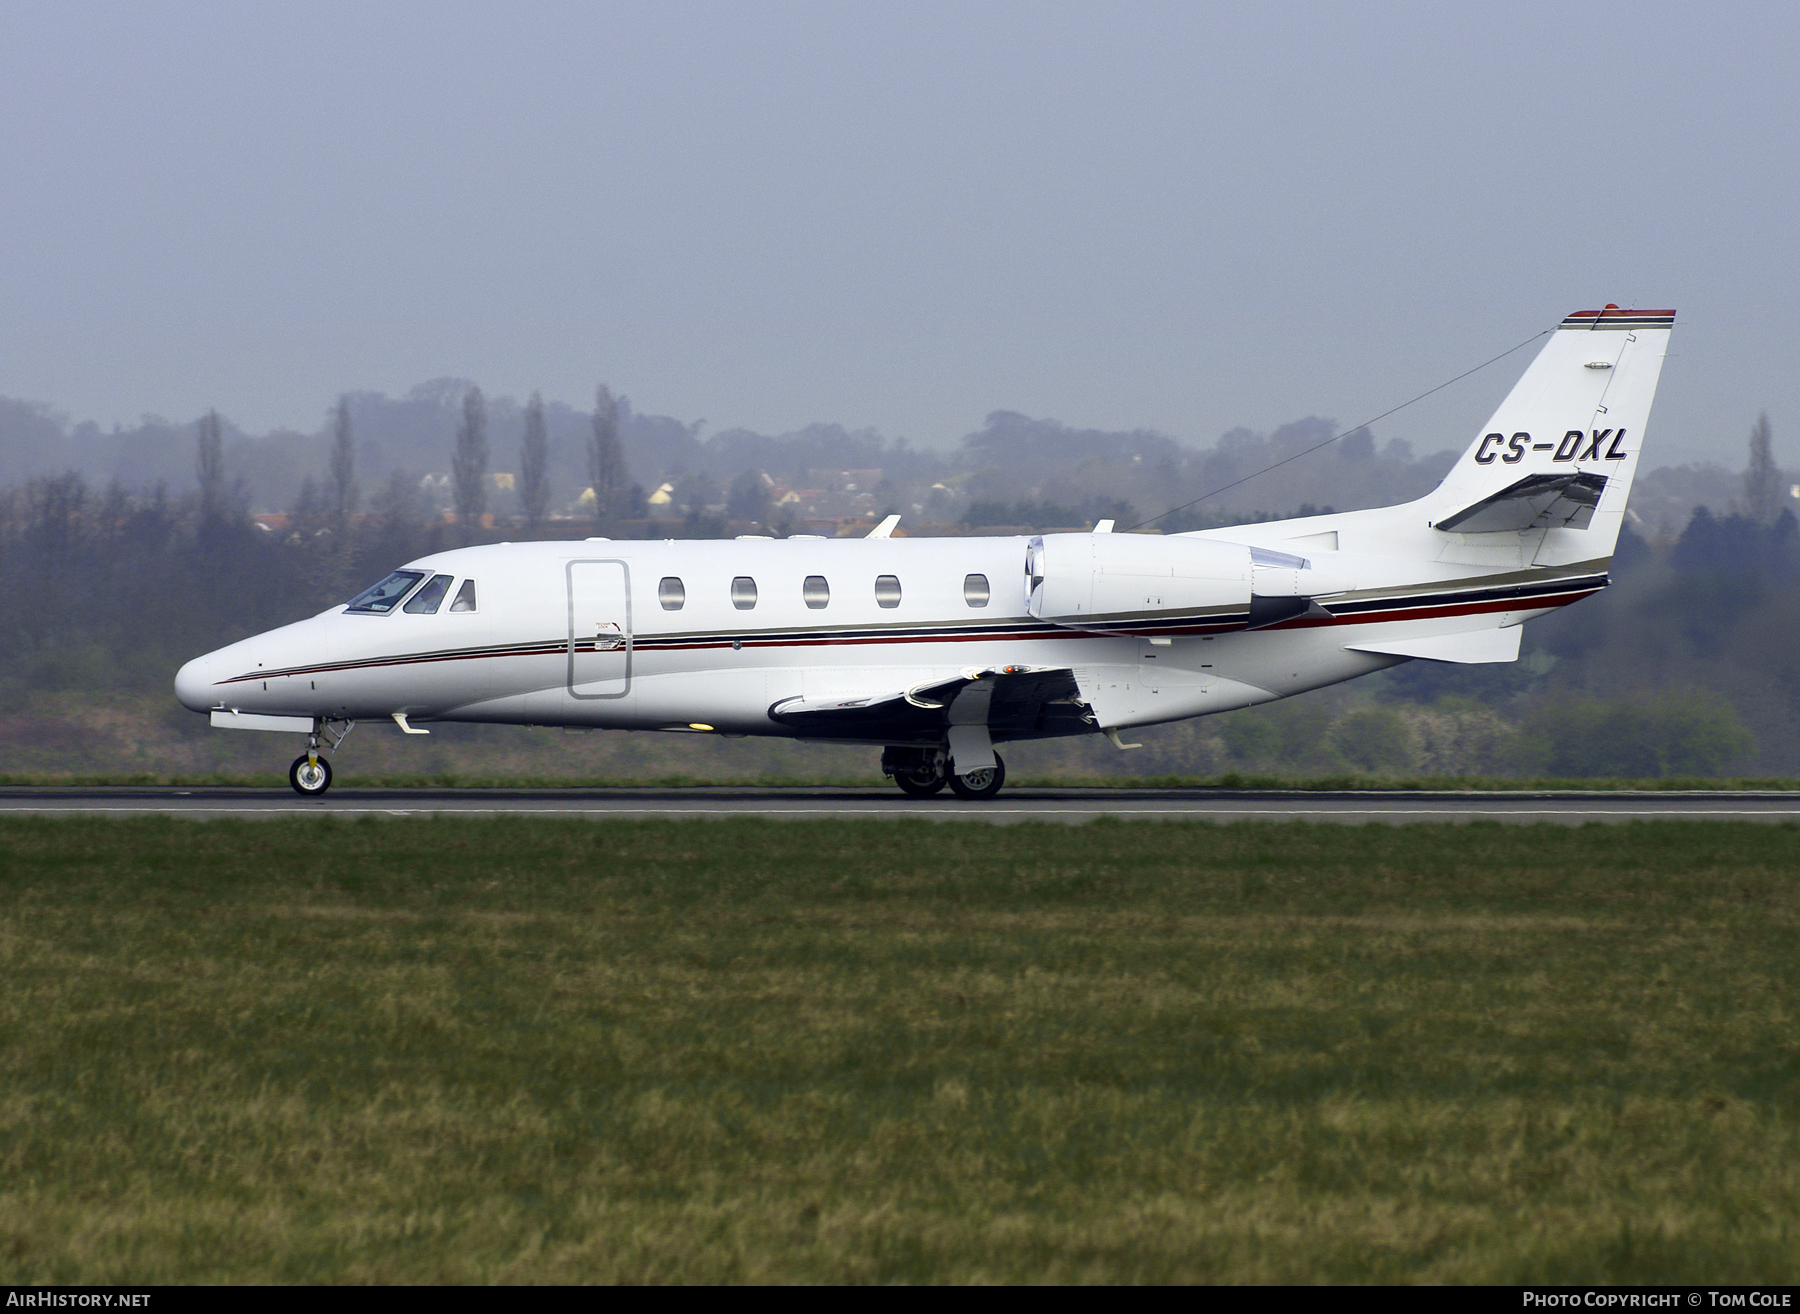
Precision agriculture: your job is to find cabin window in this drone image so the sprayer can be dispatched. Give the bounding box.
[449,579,477,612]
[875,574,902,608]
[346,570,425,614]
[731,576,758,609]
[659,576,686,610]
[803,575,830,609]
[963,573,990,607]
[403,574,453,614]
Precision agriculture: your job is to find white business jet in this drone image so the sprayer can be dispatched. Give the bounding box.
[176,307,1672,797]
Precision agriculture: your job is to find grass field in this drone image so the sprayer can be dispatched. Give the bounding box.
[2,817,1798,1283]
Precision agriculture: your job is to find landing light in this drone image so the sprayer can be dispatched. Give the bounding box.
[688,723,715,731]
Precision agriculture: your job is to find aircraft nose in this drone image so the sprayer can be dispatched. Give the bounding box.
[174,653,220,712]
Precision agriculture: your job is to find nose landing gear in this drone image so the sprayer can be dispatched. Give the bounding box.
[288,717,355,797]
[289,753,333,795]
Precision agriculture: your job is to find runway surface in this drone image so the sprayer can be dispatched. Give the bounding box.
[3,784,1799,824]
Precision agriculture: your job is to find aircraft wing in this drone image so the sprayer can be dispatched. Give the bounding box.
[1434,472,1608,533]
[767,665,1087,743]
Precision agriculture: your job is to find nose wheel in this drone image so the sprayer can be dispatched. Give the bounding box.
[287,717,354,796]
[289,753,333,796]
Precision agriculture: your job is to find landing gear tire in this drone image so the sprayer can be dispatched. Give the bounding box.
[947,753,1005,801]
[895,769,947,797]
[289,754,333,797]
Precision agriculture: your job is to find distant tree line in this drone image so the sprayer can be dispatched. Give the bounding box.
[0,487,1792,776]
[3,377,1787,546]
[0,389,1469,534]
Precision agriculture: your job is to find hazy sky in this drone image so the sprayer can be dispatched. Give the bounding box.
[2,1,1794,465]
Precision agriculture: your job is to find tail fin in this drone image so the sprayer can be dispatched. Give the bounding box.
[1425,307,1673,562]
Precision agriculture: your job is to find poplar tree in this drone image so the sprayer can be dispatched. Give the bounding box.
[1745,412,1782,526]
[452,386,488,527]
[195,409,226,526]
[328,397,357,535]
[589,384,628,525]
[520,391,550,529]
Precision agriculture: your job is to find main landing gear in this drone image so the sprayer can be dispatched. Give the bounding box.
[882,746,1007,801]
[948,755,1005,801]
[289,718,355,797]
[894,766,946,797]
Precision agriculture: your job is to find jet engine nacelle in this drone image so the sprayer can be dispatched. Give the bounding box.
[1026,533,1254,630]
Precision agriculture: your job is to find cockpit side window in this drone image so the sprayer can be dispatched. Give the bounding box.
[346,570,425,614]
[449,579,478,613]
[403,574,453,614]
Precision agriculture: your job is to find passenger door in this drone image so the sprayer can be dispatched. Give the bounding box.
[566,559,632,699]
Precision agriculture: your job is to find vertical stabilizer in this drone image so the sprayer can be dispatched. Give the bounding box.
[1426,307,1673,563]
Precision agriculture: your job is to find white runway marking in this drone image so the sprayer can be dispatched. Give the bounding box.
[4,806,1800,817]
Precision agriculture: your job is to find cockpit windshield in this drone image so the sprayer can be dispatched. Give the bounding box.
[403,574,453,614]
[346,570,426,614]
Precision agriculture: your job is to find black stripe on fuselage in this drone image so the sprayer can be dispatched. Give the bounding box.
[1321,572,1606,617]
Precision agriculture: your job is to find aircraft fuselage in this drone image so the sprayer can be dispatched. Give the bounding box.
[175,532,1586,742]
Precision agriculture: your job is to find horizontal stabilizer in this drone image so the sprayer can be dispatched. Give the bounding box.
[1435,472,1607,533]
[1345,626,1522,665]
[210,709,313,732]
